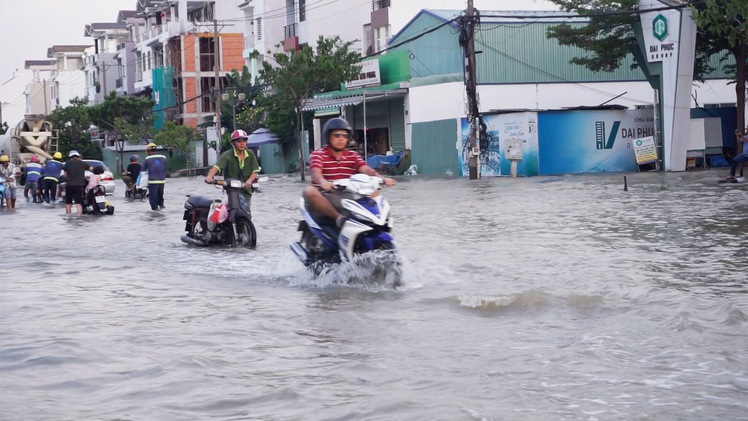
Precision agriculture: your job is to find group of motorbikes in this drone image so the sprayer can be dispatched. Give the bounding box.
[180,173,402,286]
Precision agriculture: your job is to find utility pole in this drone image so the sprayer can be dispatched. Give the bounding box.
[463,0,480,180]
[0,101,7,126]
[210,18,222,167]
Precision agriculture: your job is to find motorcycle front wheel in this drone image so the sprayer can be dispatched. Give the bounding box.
[228,218,257,249]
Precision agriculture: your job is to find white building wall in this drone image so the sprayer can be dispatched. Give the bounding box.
[409,80,737,124]
[53,70,87,108]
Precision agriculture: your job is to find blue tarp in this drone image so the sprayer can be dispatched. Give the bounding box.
[366,151,404,169]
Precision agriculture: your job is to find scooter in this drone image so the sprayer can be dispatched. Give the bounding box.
[180,178,257,248]
[84,185,115,215]
[289,174,401,284]
[123,172,148,199]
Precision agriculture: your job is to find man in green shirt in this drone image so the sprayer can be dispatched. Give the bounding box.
[205,129,260,213]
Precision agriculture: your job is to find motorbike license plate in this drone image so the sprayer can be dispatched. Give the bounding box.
[95,196,106,203]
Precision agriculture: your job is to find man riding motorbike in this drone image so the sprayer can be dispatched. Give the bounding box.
[304,118,395,227]
[204,129,260,215]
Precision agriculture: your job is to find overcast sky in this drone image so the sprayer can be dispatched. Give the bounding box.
[0,0,558,127]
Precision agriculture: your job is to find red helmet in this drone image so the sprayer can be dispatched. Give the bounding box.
[30,155,39,163]
[231,129,248,142]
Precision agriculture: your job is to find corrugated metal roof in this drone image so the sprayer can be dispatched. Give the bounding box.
[302,89,408,111]
[302,96,364,111]
[390,10,643,84]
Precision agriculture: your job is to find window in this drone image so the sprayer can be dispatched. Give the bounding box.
[299,0,306,22]
[363,24,372,55]
[372,0,390,11]
[375,25,390,53]
[188,2,214,22]
[199,37,216,72]
[200,76,226,113]
[201,77,216,113]
[256,18,262,41]
[153,46,164,68]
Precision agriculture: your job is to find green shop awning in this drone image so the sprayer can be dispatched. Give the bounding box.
[301,87,408,112]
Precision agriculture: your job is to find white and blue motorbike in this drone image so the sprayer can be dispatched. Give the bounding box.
[290,174,401,285]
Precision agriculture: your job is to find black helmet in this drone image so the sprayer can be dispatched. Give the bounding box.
[129,155,138,162]
[322,118,352,144]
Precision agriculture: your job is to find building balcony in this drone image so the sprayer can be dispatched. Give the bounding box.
[135,21,181,48]
[284,23,297,39]
[283,23,299,51]
[242,35,255,59]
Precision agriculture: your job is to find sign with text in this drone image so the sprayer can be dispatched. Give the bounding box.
[344,59,381,89]
[632,136,658,165]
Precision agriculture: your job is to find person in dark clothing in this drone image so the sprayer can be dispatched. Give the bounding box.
[141,143,167,211]
[41,151,64,204]
[122,155,142,192]
[63,150,93,215]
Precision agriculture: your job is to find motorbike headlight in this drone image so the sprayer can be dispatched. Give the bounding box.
[228,179,243,189]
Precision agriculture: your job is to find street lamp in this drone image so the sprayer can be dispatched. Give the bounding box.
[221,91,246,131]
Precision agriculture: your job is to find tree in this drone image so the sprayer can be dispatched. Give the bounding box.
[46,97,99,159]
[89,92,154,171]
[153,121,201,156]
[257,35,361,180]
[691,0,748,132]
[545,0,641,73]
[222,66,262,132]
[546,0,747,140]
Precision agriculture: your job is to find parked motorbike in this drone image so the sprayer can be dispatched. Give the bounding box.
[180,178,257,248]
[289,174,401,285]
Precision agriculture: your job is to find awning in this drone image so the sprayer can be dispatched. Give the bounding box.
[301,89,408,112]
[301,96,364,111]
[247,128,279,147]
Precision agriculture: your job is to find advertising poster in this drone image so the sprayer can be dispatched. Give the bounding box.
[536,109,655,175]
[458,118,501,177]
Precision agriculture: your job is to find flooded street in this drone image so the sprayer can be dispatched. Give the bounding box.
[2,170,747,420]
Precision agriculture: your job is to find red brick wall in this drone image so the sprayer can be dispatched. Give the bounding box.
[184,78,197,114]
[182,34,196,72]
[221,33,245,72]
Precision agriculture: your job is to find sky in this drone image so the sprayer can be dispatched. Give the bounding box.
[0,0,559,127]
[0,0,135,126]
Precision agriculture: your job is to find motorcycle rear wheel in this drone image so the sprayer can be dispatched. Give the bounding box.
[227,218,257,249]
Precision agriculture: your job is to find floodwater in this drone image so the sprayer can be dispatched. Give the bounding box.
[1,170,747,420]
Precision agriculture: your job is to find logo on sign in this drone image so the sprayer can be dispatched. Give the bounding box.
[653,14,668,42]
[595,121,621,150]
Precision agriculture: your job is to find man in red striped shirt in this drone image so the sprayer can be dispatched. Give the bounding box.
[304,117,395,228]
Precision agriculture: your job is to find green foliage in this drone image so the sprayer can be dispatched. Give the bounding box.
[545,0,641,72]
[221,66,263,132]
[691,0,747,129]
[544,0,735,80]
[89,92,154,150]
[153,121,201,155]
[46,97,100,159]
[692,0,748,48]
[257,36,362,141]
